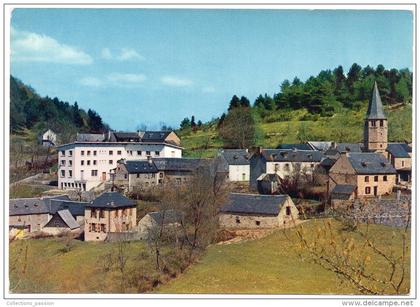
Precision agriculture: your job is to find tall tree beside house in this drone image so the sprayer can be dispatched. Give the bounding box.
[87,109,105,133]
[180,117,191,130]
[218,106,256,149]
[228,95,241,111]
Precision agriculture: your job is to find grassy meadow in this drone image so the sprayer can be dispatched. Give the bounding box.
[9,219,410,295]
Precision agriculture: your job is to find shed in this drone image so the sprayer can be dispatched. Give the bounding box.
[43,209,81,235]
[136,209,183,240]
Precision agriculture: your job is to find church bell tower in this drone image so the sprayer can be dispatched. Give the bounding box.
[364,81,388,152]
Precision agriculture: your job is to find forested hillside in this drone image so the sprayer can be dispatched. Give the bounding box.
[10,76,108,141]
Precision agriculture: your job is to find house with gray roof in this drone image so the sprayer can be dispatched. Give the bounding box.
[136,209,183,240]
[8,195,86,233]
[43,209,81,235]
[84,192,137,241]
[328,152,397,199]
[218,149,250,182]
[249,148,323,191]
[386,143,412,182]
[219,193,299,229]
[114,157,205,191]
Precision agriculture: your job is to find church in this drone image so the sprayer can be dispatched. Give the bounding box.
[327,82,411,203]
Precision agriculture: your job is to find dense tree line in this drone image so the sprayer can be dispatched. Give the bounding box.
[10,76,108,134]
[254,64,412,117]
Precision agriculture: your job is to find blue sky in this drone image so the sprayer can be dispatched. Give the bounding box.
[11,9,413,131]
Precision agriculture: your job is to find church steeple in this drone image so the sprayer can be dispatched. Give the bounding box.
[366,81,386,120]
[364,81,388,152]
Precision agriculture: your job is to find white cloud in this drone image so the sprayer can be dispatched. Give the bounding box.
[101,48,112,60]
[161,76,193,87]
[101,47,144,61]
[107,73,147,84]
[81,73,147,88]
[11,27,93,65]
[80,77,103,87]
[202,86,216,93]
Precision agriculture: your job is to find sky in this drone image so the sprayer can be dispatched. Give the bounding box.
[10,9,413,131]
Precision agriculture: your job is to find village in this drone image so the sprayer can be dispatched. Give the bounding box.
[9,82,412,245]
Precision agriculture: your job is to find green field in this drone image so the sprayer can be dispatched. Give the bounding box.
[9,219,409,294]
[157,219,410,294]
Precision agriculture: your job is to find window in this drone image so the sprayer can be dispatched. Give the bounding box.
[61,170,65,177]
[380,120,384,127]
[374,176,378,182]
[81,150,85,156]
[136,173,140,178]
[159,173,164,178]
[235,217,240,224]
[87,160,91,166]
[242,173,246,181]
[255,221,261,226]
[371,120,376,127]
[274,163,280,172]
[87,150,91,156]
[310,163,314,168]
[91,209,97,218]
[99,210,105,218]
[155,151,160,156]
[383,175,387,181]
[117,150,122,155]
[286,206,291,216]
[137,151,142,155]
[109,150,113,155]
[93,160,97,165]
[176,178,182,185]
[68,150,73,156]
[61,160,65,166]
[364,176,369,182]
[93,150,97,156]
[68,170,72,177]
[146,151,151,156]
[365,187,371,194]
[101,224,106,233]
[109,160,113,165]
[69,160,72,166]
[152,173,156,178]
[129,150,133,155]
[91,170,98,176]
[402,161,405,167]
[60,150,65,156]
[81,160,84,166]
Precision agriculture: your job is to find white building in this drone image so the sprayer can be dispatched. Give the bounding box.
[57,131,182,191]
[39,129,57,147]
[218,149,250,182]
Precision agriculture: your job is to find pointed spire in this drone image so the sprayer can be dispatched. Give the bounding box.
[366,81,386,119]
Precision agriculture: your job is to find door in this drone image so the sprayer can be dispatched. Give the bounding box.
[102,172,107,181]
[373,186,378,196]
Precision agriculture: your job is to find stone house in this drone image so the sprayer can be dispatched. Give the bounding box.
[328,152,397,199]
[218,149,250,182]
[39,129,57,147]
[114,157,203,191]
[84,192,137,241]
[329,184,357,208]
[9,195,71,232]
[219,193,299,229]
[136,209,183,240]
[386,143,412,183]
[43,209,81,235]
[249,148,323,191]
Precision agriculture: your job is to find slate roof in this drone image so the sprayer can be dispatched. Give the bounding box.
[148,210,183,225]
[141,131,172,142]
[9,195,71,216]
[220,193,289,216]
[366,81,386,119]
[387,143,411,158]
[331,184,356,195]
[153,158,203,172]
[347,153,397,174]
[307,141,333,152]
[45,209,80,230]
[256,173,281,182]
[219,149,250,165]
[261,149,323,163]
[89,192,136,208]
[49,199,88,216]
[277,143,313,151]
[320,157,337,168]
[125,160,159,174]
[111,132,142,142]
[336,143,362,153]
[76,133,105,142]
